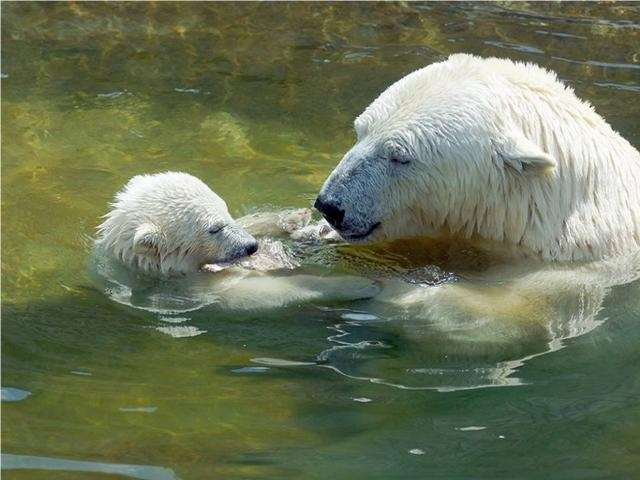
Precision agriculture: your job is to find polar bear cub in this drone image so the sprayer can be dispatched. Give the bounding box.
[94,171,380,310]
[96,172,258,275]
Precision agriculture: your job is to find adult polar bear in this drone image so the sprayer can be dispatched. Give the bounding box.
[315,54,640,261]
[309,54,640,389]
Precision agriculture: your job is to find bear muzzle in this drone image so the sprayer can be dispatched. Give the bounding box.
[314,195,345,230]
[314,195,381,241]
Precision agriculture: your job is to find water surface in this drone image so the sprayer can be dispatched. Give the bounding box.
[3,3,640,479]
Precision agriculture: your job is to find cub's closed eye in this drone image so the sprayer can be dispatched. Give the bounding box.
[208,226,225,235]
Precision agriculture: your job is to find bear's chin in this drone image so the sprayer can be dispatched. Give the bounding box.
[338,222,381,243]
[200,250,258,273]
[200,257,244,273]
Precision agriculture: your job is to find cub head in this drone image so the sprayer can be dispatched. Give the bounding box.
[99,172,258,275]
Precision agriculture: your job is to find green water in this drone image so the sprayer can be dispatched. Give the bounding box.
[2,2,640,479]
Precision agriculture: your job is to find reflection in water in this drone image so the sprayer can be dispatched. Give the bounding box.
[1,454,178,480]
[74,216,640,407]
[1,387,32,402]
[258,250,640,392]
[401,254,635,389]
[90,228,381,314]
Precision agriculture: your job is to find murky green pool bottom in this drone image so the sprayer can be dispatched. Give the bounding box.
[2,3,640,479]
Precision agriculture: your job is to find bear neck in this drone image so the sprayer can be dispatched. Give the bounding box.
[421,102,640,261]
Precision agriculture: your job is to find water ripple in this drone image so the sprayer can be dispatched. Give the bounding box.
[552,56,640,71]
[484,40,544,55]
[594,82,640,93]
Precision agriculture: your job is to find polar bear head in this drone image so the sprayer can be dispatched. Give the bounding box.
[96,172,258,275]
[315,53,640,260]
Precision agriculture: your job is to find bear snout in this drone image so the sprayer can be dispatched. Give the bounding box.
[245,240,259,256]
[314,195,345,230]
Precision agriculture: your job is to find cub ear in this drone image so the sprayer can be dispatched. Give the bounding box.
[495,130,556,174]
[133,223,161,255]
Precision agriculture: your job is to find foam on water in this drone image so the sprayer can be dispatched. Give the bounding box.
[156,326,206,338]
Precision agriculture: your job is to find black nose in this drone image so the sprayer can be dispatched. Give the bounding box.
[245,241,258,256]
[314,195,345,229]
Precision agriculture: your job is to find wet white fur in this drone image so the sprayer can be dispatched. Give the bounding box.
[320,54,640,260]
[96,172,256,275]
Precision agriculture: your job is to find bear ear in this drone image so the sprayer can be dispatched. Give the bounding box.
[133,223,161,256]
[495,130,556,174]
